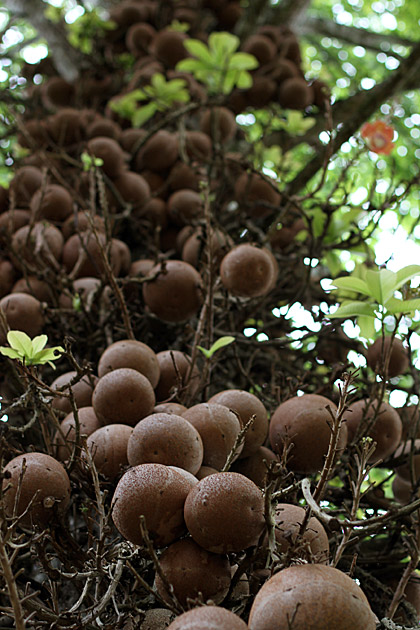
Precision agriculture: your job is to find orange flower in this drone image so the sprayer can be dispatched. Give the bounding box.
[361,120,395,154]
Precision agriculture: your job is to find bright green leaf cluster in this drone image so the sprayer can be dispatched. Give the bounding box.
[109,73,190,127]
[274,111,316,136]
[67,10,116,54]
[328,264,420,339]
[197,335,235,359]
[176,32,258,94]
[0,331,64,368]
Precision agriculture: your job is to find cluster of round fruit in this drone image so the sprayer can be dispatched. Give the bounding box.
[2,332,420,627]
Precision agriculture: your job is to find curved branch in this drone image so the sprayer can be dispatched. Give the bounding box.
[3,0,86,82]
[285,40,420,197]
[297,16,416,53]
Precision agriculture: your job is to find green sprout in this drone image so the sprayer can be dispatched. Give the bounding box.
[109,73,190,128]
[81,152,104,171]
[0,331,64,369]
[328,264,420,339]
[176,31,258,94]
[197,335,235,359]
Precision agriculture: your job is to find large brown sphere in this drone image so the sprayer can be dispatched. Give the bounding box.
[200,107,236,144]
[127,413,203,474]
[98,339,160,388]
[343,399,402,462]
[86,136,126,178]
[234,172,281,218]
[220,245,277,298]
[30,184,73,222]
[366,336,409,378]
[142,260,203,323]
[154,538,231,606]
[166,606,248,630]
[92,367,156,426]
[273,503,329,563]
[182,403,243,470]
[0,293,44,343]
[111,463,194,546]
[184,472,265,553]
[2,453,71,528]
[86,424,133,479]
[50,371,98,414]
[231,446,278,487]
[269,394,347,473]
[248,564,376,630]
[208,389,268,458]
[135,130,178,172]
[55,406,102,461]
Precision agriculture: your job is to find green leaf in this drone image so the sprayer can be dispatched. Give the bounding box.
[395,264,420,290]
[7,331,33,357]
[183,38,214,64]
[327,301,377,319]
[364,269,397,305]
[357,315,377,340]
[236,70,253,89]
[197,336,235,359]
[209,32,239,58]
[176,58,205,74]
[230,52,259,71]
[132,102,158,127]
[330,276,371,297]
[31,347,64,365]
[30,334,48,355]
[385,297,420,314]
[0,347,23,360]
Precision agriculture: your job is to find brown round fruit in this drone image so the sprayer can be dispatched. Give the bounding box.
[220,244,277,299]
[269,394,347,473]
[151,29,188,67]
[142,260,203,323]
[154,538,231,606]
[86,136,126,178]
[127,413,203,474]
[343,399,402,462]
[182,403,243,470]
[30,184,73,222]
[93,367,156,426]
[86,424,133,479]
[234,171,281,218]
[166,606,248,630]
[135,130,178,172]
[248,564,376,630]
[0,293,44,343]
[208,389,269,458]
[98,339,160,389]
[394,439,420,482]
[278,77,314,110]
[184,472,265,553]
[111,463,194,546]
[366,336,409,378]
[50,371,98,414]
[55,406,102,461]
[200,107,236,144]
[231,446,278,487]
[2,452,71,528]
[273,503,329,563]
[167,189,204,226]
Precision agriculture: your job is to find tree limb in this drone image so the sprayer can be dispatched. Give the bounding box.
[285,40,420,198]
[3,0,86,82]
[270,0,314,29]
[296,16,416,53]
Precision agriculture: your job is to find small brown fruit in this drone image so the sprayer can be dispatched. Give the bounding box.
[248,564,376,630]
[127,413,203,474]
[366,336,409,378]
[2,453,71,528]
[98,339,160,388]
[93,367,156,426]
[220,244,276,298]
[142,260,203,323]
[86,424,133,479]
[184,472,265,553]
[155,538,231,606]
[111,463,194,546]
[269,394,347,473]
